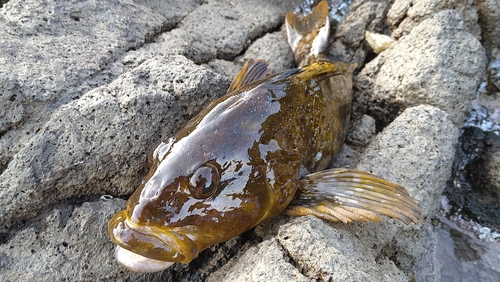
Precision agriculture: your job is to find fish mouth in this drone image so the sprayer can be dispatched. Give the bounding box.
[108,210,207,272]
[114,246,175,273]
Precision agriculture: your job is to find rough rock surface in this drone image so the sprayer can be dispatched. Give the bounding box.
[0,0,490,281]
[356,10,486,128]
[476,0,500,52]
[387,0,481,40]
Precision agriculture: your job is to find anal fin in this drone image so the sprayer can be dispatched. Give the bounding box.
[227,60,271,94]
[285,168,422,224]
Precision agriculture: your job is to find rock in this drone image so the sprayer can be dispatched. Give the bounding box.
[364,31,395,54]
[0,0,171,171]
[0,55,229,236]
[0,0,494,281]
[347,114,376,147]
[387,0,481,40]
[0,198,157,281]
[356,10,487,128]
[329,0,389,67]
[445,126,500,230]
[356,105,458,217]
[476,0,500,52]
[209,30,295,80]
[237,31,295,73]
[354,105,458,271]
[414,216,500,281]
[215,239,309,282]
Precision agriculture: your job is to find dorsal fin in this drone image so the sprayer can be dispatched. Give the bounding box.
[227,60,271,94]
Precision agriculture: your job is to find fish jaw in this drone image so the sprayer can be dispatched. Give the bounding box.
[114,246,175,273]
[108,210,208,270]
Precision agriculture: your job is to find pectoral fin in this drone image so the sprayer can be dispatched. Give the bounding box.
[227,60,272,94]
[285,168,422,224]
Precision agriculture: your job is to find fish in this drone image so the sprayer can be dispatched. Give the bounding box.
[108,0,422,273]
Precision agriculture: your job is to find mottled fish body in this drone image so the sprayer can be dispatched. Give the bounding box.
[108,1,422,273]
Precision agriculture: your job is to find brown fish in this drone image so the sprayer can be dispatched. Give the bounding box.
[108,1,422,273]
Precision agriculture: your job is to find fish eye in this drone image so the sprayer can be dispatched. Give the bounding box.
[189,163,220,199]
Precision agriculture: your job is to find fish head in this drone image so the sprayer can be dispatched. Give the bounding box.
[108,121,299,272]
[108,85,302,272]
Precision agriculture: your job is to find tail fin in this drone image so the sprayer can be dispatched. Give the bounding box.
[285,0,330,67]
[285,168,422,224]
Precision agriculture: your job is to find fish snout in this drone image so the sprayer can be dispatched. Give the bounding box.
[108,210,203,272]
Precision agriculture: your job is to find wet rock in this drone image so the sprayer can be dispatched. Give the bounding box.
[445,127,500,230]
[356,10,487,128]
[415,216,500,281]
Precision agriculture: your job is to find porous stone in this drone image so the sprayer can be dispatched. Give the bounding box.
[0,55,229,235]
[476,0,500,52]
[0,0,171,170]
[347,114,376,147]
[328,0,389,67]
[387,0,481,40]
[216,239,309,282]
[355,105,459,271]
[237,31,295,73]
[0,0,494,281]
[356,10,487,127]
[0,198,158,281]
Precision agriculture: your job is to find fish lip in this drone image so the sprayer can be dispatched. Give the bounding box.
[109,210,207,264]
[114,245,175,273]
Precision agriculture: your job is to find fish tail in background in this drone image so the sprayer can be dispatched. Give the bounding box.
[285,0,330,67]
[285,168,423,224]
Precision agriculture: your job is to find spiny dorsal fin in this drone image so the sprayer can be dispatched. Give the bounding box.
[227,60,271,94]
[285,168,422,224]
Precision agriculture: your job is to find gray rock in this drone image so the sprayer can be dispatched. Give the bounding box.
[356,105,458,218]
[347,114,376,147]
[356,10,487,127]
[355,105,459,271]
[217,239,309,282]
[237,31,295,73]
[0,0,171,170]
[276,217,408,281]
[387,0,481,40]
[329,0,389,67]
[0,55,229,236]
[476,0,500,52]
[0,198,155,281]
[0,0,493,281]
